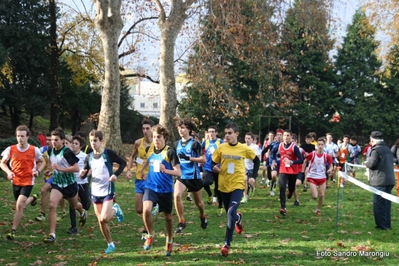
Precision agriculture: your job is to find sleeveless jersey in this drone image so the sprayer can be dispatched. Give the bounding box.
[202,138,222,172]
[89,149,114,196]
[176,139,200,180]
[9,145,36,186]
[338,144,350,164]
[307,152,329,179]
[145,145,174,193]
[49,146,76,188]
[136,138,154,180]
[278,142,299,174]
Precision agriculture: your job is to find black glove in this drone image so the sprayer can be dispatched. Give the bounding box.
[178,152,190,160]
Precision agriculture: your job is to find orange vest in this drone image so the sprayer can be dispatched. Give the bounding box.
[9,145,36,186]
[338,145,349,164]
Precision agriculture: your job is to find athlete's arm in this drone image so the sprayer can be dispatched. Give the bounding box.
[0,153,13,180]
[292,146,304,164]
[188,141,206,164]
[107,149,127,177]
[126,140,140,179]
[160,148,181,177]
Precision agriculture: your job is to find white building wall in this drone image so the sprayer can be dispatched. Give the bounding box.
[129,74,187,118]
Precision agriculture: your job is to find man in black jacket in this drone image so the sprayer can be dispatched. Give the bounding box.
[364,131,395,230]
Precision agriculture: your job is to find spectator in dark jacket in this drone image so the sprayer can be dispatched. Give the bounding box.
[364,131,395,230]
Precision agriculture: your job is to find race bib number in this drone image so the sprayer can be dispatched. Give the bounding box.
[227,163,235,174]
[153,160,161,172]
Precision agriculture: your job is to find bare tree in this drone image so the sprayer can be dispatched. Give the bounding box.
[94,0,124,152]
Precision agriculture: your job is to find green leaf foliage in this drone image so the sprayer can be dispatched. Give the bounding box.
[332,9,398,141]
[279,0,336,138]
[0,0,51,129]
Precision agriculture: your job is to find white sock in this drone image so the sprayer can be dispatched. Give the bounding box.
[108,242,115,247]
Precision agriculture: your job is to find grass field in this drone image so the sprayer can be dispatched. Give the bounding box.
[1,169,398,266]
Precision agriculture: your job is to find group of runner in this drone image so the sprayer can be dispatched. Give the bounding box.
[1,122,365,257]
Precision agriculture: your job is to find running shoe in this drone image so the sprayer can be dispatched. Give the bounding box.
[31,194,39,206]
[207,196,213,205]
[79,210,87,226]
[141,230,148,241]
[249,188,255,197]
[57,211,66,222]
[151,204,159,216]
[36,213,45,222]
[143,237,154,250]
[105,245,116,254]
[287,192,293,199]
[314,209,321,216]
[270,190,275,196]
[67,227,78,234]
[280,208,287,216]
[235,212,243,234]
[220,243,230,257]
[165,242,173,256]
[186,194,192,201]
[174,222,186,233]
[200,217,208,229]
[293,200,300,206]
[266,180,270,187]
[240,196,248,204]
[217,207,223,217]
[113,203,124,222]
[43,234,56,244]
[6,230,16,240]
[260,178,265,185]
[303,185,308,192]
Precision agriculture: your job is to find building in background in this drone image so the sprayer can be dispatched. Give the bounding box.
[122,70,188,118]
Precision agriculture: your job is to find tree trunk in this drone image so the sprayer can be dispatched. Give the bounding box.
[159,29,180,143]
[29,110,34,129]
[94,0,124,154]
[9,106,20,130]
[156,0,196,143]
[49,0,60,131]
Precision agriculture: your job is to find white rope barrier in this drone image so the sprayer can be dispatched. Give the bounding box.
[339,162,399,204]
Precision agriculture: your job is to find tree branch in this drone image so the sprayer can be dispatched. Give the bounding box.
[118,16,159,47]
[152,0,166,23]
[121,72,159,84]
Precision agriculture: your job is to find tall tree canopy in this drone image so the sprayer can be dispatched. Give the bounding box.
[180,0,282,134]
[0,0,50,130]
[333,10,386,137]
[279,0,335,139]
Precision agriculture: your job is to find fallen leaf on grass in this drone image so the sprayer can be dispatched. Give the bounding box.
[279,238,293,244]
[338,230,348,234]
[87,227,93,234]
[6,263,18,266]
[350,245,373,251]
[192,258,200,261]
[53,262,68,266]
[46,251,57,254]
[29,260,43,265]
[302,235,310,239]
[352,231,362,235]
[337,242,346,248]
[243,234,258,238]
